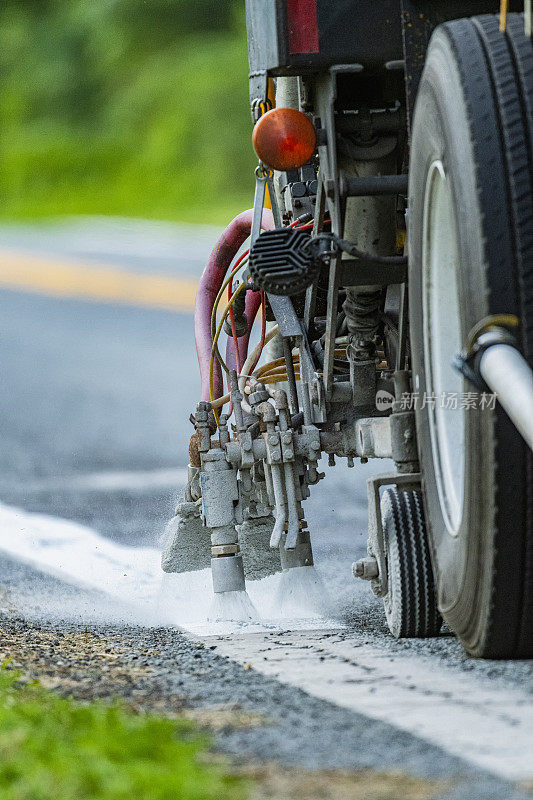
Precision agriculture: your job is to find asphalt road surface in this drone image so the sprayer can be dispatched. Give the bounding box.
[1,218,532,800]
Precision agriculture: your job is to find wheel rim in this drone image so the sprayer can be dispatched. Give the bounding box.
[422,160,465,536]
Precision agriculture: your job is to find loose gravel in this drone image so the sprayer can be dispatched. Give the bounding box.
[0,613,530,800]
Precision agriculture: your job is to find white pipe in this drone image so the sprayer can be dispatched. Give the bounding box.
[238,325,280,413]
[479,344,533,450]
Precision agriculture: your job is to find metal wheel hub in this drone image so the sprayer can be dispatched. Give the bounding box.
[422,160,465,536]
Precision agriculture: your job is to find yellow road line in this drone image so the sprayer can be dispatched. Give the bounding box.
[0,250,198,312]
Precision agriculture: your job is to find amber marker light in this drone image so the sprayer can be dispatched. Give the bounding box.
[252,107,316,171]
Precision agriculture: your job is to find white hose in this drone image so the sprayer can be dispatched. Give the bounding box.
[239,325,280,413]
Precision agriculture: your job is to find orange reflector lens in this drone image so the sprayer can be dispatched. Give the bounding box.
[252,108,316,171]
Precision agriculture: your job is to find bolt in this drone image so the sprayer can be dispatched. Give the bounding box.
[269,435,278,446]
[352,557,379,580]
[353,560,364,578]
[248,384,269,406]
[282,433,292,445]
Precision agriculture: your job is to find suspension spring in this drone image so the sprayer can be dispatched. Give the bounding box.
[343,287,382,339]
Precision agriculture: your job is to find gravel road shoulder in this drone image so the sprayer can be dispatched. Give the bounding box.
[1,612,530,800]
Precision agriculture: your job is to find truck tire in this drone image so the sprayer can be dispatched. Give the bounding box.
[408,14,533,657]
[381,488,442,639]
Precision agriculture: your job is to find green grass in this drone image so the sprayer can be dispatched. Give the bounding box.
[0,666,248,800]
[0,1,257,225]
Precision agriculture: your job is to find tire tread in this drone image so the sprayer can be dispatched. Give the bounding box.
[382,488,442,639]
[435,15,532,656]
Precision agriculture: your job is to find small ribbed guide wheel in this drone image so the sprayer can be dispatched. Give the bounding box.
[381,487,442,638]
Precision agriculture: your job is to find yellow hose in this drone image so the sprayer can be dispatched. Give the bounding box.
[259,374,300,385]
[210,256,249,374]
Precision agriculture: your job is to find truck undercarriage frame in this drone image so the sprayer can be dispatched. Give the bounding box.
[162,0,533,659]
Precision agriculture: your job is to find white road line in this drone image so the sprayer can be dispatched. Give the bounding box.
[1,468,188,493]
[0,501,162,608]
[210,631,533,783]
[0,500,532,783]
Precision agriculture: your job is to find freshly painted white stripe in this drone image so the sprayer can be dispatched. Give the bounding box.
[10,468,189,493]
[211,631,533,783]
[0,501,162,608]
[1,499,532,782]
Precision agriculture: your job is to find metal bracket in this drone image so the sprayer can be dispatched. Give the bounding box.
[238,430,256,470]
[279,429,295,462]
[265,293,325,424]
[251,168,268,246]
[248,70,269,110]
[304,171,326,337]
[263,430,282,465]
[366,471,421,597]
[315,65,364,399]
[266,295,303,338]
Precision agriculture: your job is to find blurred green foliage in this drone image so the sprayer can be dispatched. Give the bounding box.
[0,0,256,223]
[0,666,248,800]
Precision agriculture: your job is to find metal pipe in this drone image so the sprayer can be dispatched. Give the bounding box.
[229,370,244,431]
[201,449,246,593]
[263,461,275,508]
[273,76,300,220]
[336,109,406,135]
[479,344,533,451]
[282,338,299,416]
[300,378,313,426]
[283,462,300,550]
[339,173,408,198]
[269,464,287,548]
